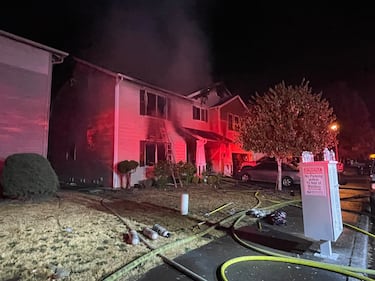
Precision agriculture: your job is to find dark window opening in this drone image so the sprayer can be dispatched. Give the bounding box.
[193,106,207,122]
[228,113,240,131]
[140,90,167,118]
[140,89,145,115]
[157,96,166,117]
[234,116,240,130]
[193,106,200,120]
[140,141,169,166]
[157,143,166,162]
[146,93,157,116]
[228,114,233,130]
[145,142,156,165]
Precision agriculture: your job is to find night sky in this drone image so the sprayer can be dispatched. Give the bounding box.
[2,1,375,105]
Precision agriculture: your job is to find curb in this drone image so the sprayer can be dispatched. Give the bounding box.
[348,215,370,281]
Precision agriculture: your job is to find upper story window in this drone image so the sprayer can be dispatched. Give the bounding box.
[193,106,208,122]
[140,89,167,118]
[228,113,240,131]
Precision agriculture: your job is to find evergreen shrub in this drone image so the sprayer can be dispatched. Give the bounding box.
[175,161,196,185]
[154,161,171,188]
[1,153,59,199]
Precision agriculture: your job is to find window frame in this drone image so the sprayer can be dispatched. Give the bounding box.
[140,90,167,119]
[140,141,169,167]
[228,113,240,131]
[193,105,208,122]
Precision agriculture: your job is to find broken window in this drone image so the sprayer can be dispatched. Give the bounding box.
[140,141,169,166]
[140,90,167,118]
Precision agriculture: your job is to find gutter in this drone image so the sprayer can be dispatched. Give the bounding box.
[0,29,68,64]
[117,73,193,102]
[73,58,193,102]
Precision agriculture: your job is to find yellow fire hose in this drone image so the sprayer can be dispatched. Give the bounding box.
[101,201,251,281]
[204,202,234,217]
[220,256,375,281]
[219,202,375,281]
[101,191,375,281]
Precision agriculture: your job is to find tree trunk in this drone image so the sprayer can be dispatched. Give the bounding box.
[120,173,132,189]
[120,174,126,188]
[126,172,131,188]
[276,158,283,191]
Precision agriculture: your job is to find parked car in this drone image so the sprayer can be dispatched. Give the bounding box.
[237,156,276,173]
[236,161,300,187]
[369,159,375,190]
[369,159,375,221]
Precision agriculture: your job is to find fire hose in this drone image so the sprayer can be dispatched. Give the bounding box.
[219,199,375,281]
[100,192,375,281]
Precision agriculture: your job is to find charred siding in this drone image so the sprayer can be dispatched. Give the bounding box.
[48,62,116,186]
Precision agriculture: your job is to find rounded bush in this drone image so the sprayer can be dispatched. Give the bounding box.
[117,160,139,174]
[1,153,59,199]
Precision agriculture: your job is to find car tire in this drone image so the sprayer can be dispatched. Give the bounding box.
[282,176,293,187]
[241,173,250,182]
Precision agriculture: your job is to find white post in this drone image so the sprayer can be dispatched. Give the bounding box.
[181,193,189,215]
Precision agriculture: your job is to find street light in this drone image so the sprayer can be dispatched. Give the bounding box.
[330,123,339,162]
[330,124,338,132]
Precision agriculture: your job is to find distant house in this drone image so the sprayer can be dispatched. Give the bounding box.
[0,30,68,161]
[48,58,254,188]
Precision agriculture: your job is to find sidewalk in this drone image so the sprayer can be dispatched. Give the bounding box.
[136,205,371,281]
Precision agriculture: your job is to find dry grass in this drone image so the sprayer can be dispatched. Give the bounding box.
[0,179,300,281]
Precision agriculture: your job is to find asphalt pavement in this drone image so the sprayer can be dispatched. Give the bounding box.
[135,204,371,281]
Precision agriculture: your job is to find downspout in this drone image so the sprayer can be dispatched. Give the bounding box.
[112,76,121,189]
[43,54,54,157]
[217,108,223,174]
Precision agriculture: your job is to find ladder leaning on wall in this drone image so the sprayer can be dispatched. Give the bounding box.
[160,122,183,188]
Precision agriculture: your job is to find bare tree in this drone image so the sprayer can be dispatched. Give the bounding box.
[238,80,337,190]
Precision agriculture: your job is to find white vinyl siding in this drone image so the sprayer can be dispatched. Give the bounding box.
[0,52,51,159]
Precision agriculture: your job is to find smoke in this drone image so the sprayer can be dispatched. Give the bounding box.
[82,0,212,94]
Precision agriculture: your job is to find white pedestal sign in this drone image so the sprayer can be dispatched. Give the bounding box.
[300,161,343,257]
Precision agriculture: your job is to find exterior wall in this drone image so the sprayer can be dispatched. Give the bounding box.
[49,59,254,186]
[172,100,210,132]
[219,97,247,140]
[208,107,221,133]
[219,97,251,175]
[115,79,189,186]
[48,62,116,186]
[0,35,52,160]
[0,35,50,74]
[186,91,252,176]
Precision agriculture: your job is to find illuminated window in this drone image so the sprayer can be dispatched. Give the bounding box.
[193,106,208,122]
[228,113,240,131]
[140,141,168,166]
[140,90,167,118]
